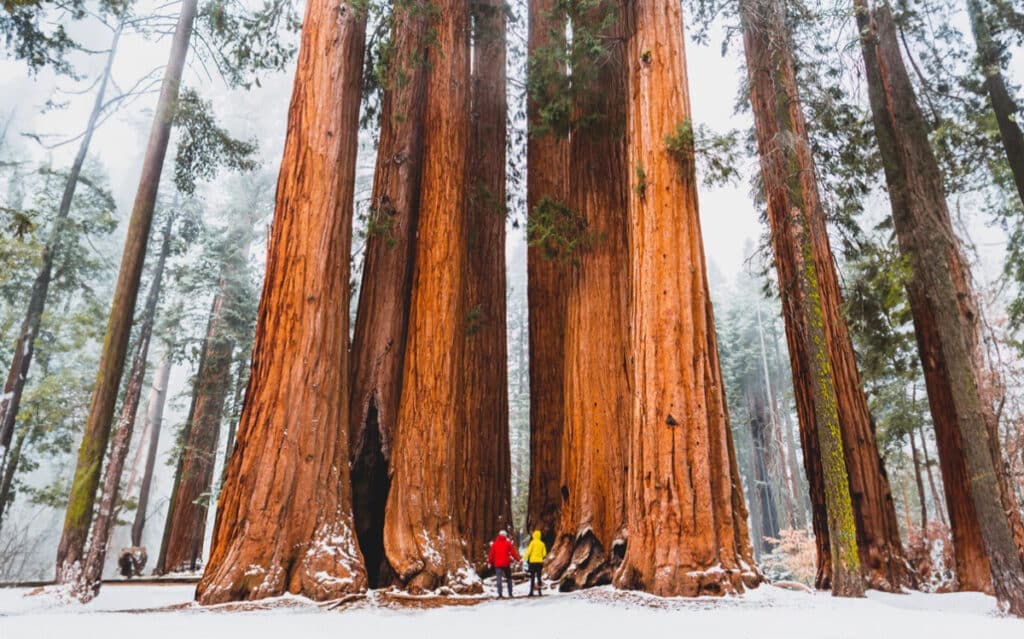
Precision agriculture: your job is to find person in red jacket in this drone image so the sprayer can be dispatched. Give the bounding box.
[487,530,521,598]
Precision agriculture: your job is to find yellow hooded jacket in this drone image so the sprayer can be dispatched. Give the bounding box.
[524,530,547,564]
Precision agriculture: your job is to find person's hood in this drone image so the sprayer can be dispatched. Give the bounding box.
[532,530,541,541]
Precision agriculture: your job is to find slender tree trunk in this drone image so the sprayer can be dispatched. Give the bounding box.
[613,0,758,597]
[219,354,248,483]
[909,420,929,533]
[743,0,909,594]
[0,425,28,533]
[159,293,234,574]
[348,1,429,589]
[856,0,1024,614]
[525,0,569,551]
[383,0,479,594]
[966,0,1024,208]
[748,385,780,548]
[195,0,368,604]
[919,420,947,527]
[757,304,796,529]
[55,1,197,583]
[0,23,121,474]
[545,0,630,592]
[130,347,172,548]
[462,0,511,570]
[74,214,174,600]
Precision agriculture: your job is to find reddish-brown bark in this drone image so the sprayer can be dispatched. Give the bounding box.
[525,0,569,550]
[855,0,1024,613]
[158,291,234,574]
[613,0,758,597]
[382,0,479,594]
[462,0,511,569]
[545,0,630,592]
[55,1,195,582]
[740,0,905,592]
[195,0,368,604]
[348,0,430,589]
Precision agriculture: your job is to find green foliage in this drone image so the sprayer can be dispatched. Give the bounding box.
[197,0,302,89]
[664,118,696,165]
[0,0,127,75]
[364,198,399,249]
[0,161,118,514]
[526,0,619,138]
[526,196,598,264]
[634,163,647,199]
[172,89,259,195]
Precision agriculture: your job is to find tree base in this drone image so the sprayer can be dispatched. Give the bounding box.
[546,530,624,592]
[615,562,759,598]
[396,567,483,596]
[197,526,367,605]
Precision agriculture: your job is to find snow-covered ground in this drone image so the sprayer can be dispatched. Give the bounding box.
[1,583,1022,639]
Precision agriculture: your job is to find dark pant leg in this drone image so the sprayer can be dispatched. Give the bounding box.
[529,563,542,593]
[495,568,505,596]
[505,567,514,596]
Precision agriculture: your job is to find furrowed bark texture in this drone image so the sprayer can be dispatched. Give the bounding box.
[0,24,121,471]
[614,0,758,597]
[462,0,511,569]
[856,0,1024,613]
[159,291,234,574]
[55,2,195,583]
[382,0,479,594]
[526,0,569,550]
[348,1,430,589]
[741,0,904,592]
[546,0,630,592]
[131,348,172,548]
[75,215,174,600]
[194,0,368,604]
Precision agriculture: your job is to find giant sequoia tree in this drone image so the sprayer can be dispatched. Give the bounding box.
[739,0,904,593]
[195,0,368,603]
[855,0,1024,613]
[525,0,569,550]
[381,0,479,594]
[348,0,430,589]
[614,0,759,597]
[545,0,631,591]
[462,0,512,568]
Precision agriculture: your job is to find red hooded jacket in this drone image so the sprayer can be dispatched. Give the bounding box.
[488,534,521,569]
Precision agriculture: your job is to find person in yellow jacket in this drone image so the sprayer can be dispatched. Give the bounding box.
[524,530,547,596]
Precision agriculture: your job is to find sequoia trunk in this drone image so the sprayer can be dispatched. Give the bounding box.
[462,0,511,568]
[613,0,758,597]
[195,0,368,603]
[158,291,235,574]
[741,0,904,592]
[526,0,569,550]
[348,0,430,589]
[546,0,630,592]
[382,0,479,594]
[855,0,1024,614]
[55,0,196,583]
